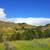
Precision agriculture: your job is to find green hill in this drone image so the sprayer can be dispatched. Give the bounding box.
[0,20,50,41]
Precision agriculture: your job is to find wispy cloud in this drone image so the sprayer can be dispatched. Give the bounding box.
[14,18,50,26]
[0,8,50,26]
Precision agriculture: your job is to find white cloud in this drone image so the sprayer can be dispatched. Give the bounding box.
[0,8,6,18]
[0,8,50,26]
[14,18,50,26]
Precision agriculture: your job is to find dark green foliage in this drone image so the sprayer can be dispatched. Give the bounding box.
[47,29,50,37]
[0,32,3,42]
[8,28,50,40]
[23,29,33,40]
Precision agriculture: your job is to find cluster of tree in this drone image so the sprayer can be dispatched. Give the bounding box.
[0,28,50,41]
[10,28,50,40]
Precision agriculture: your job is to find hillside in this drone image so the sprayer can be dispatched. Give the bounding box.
[0,20,50,41]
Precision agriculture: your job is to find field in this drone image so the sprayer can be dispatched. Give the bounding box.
[0,38,50,50]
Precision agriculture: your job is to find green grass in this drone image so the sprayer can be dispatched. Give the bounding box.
[0,38,50,50]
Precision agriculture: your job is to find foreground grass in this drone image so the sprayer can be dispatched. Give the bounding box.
[0,38,50,50]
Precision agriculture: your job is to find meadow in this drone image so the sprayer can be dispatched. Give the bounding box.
[0,38,50,50]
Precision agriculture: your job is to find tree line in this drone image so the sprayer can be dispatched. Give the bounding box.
[0,27,50,42]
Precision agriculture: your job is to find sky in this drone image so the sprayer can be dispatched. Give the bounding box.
[0,0,50,25]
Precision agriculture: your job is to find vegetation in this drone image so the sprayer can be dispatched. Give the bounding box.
[0,21,50,50]
[0,38,50,50]
[0,21,50,41]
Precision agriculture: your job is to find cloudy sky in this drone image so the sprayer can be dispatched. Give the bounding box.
[0,0,50,26]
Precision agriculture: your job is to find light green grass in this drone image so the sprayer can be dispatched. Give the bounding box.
[0,38,50,50]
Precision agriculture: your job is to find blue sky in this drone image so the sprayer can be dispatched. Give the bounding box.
[0,0,50,18]
[0,0,16,18]
[17,0,50,18]
[0,0,50,25]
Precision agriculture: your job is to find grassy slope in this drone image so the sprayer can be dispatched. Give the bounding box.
[0,38,50,50]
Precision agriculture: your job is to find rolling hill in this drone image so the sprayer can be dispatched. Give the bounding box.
[0,20,50,40]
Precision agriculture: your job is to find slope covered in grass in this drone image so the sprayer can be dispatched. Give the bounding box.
[0,38,50,50]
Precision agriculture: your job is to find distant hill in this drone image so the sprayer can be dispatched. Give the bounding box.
[0,20,50,33]
[0,20,50,40]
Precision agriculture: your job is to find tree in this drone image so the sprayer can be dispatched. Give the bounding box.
[0,32,3,42]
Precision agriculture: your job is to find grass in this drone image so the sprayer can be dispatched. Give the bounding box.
[0,38,50,50]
